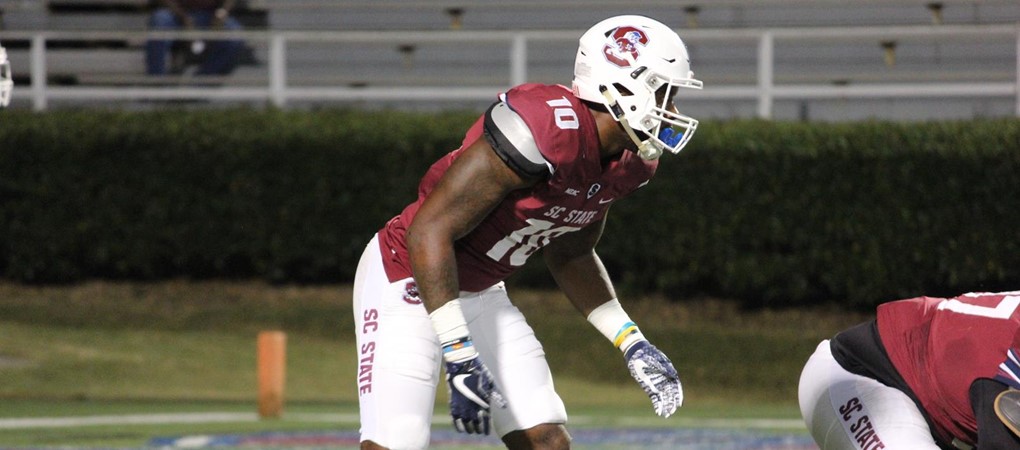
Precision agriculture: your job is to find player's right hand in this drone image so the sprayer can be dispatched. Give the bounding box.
[625,340,683,418]
[445,356,506,434]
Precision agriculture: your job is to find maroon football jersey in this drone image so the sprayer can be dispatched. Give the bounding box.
[878,291,1020,445]
[378,83,657,292]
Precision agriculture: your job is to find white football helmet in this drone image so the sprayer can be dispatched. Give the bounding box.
[0,41,12,108]
[572,15,702,160]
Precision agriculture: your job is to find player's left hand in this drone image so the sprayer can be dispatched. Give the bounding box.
[445,356,506,434]
[625,341,683,417]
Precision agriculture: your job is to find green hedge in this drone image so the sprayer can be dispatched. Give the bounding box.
[1,108,1017,309]
[0,109,470,283]
[599,119,1020,308]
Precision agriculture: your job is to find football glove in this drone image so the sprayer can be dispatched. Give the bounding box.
[445,355,506,435]
[625,340,683,418]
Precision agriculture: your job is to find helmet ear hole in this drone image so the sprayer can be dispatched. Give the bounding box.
[613,83,634,96]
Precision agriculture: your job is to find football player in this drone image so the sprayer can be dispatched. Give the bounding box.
[799,291,1020,449]
[0,41,12,108]
[352,14,702,450]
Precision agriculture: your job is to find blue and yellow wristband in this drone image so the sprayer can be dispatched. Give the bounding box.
[587,299,646,354]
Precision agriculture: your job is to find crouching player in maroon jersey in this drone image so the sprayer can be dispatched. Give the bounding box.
[352,15,703,450]
[799,291,1020,449]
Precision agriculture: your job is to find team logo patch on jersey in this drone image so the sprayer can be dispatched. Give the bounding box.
[403,281,422,305]
[603,26,648,68]
[587,183,602,199]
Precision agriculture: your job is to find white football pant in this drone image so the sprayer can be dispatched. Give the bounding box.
[798,340,941,450]
[353,235,568,449]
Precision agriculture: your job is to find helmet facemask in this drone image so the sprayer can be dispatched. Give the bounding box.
[600,67,702,160]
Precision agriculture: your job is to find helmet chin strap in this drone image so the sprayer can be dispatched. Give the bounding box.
[599,86,663,161]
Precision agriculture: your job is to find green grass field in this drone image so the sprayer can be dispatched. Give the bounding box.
[0,281,865,448]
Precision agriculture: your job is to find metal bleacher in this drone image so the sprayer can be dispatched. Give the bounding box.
[0,0,1018,121]
[0,0,265,84]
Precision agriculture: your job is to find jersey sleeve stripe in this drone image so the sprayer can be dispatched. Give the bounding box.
[482,101,553,179]
[995,349,1020,389]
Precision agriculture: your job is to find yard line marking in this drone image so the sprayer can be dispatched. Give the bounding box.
[0,412,806,431]
[0,413,420,429]
[570,415,806,430]
[0,413,257,429]
[673,417,806,429]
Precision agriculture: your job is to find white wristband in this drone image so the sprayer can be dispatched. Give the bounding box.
[587,298,646,354]
[429,299,478,363]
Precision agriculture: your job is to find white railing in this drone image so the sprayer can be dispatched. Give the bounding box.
[1,23,1018,117]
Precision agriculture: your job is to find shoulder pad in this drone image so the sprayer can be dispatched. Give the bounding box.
[483,101,553,178]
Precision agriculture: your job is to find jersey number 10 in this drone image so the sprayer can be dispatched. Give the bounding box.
[547,98,579,130]
[486,218,581,267]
